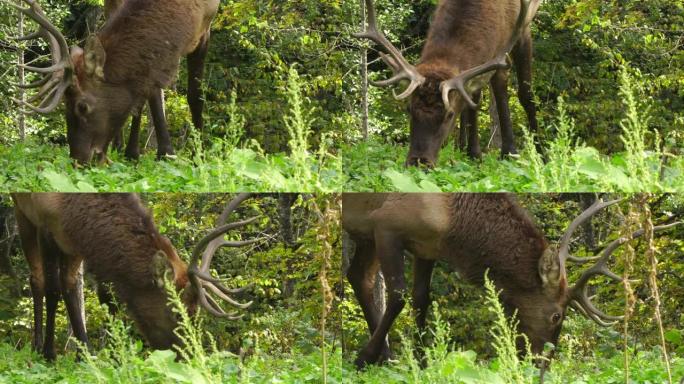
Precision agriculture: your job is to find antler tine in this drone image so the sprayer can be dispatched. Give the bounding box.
[440,0,541,110]
[196,286,244,320]
[189,193,263,318]
[190,216,260,273]
[13,73,51,89]
[354,0,425,100]
[6,0,70,55]
[202,281,253,309]
[569,298,620,326]
[558,198,623,264]
[205,294,245,320]
[4,0,73,114]
[14,29,42,41]
[11,80,69,114]
[569,221,682,325]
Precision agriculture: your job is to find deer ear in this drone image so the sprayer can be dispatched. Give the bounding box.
[538,247,562,288]
[83,35,106,80]
[151,250,173,288]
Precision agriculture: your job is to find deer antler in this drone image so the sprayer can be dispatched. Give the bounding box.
[440,0,540,110]
[560,197,682,326]
[188,193,265,319]
[3,0,73,114]
[567,222,681,326]
[354,0,425,100]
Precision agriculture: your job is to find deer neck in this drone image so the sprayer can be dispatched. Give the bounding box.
[442,194,547,292]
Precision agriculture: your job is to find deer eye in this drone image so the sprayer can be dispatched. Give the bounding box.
[76,100,92,116]
[551,312,562,324]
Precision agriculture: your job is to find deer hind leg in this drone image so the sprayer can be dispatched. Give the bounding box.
[15,210,44,353]
[148,89,174,159]
[347,239,392,365]
[59,255,89,357]
[490,68,516,156]
[354,230,406,369]
[38,231,60,361]
[512,28,540,153]
[463,91,483,159]
[124,107,143,161]
[412,257,435,366]
[187,31,211,134]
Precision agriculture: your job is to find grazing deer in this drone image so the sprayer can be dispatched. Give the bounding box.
[342,193,679,368]
[13,193,258,360]
[5,0,217,163]
[356,0,541,167]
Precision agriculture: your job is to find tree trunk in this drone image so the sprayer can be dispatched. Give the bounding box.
[360,0,369,140]
[579,194,597,250]
[279,194,297,298]
[0,206,20,297]
[17,9,25,140]
[278,194,296,248]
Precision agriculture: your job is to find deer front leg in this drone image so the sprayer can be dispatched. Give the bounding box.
[38,231,60,361]
[490,68,516,156]
[347,240,392,365]
[463,91,483,159]
[15,210,44,353]
[355,230,406,369]
[148,89,174,159]
[412,257,435,366]
[124,108,143,160]
[187,31,210,134]
[59,256,89,357]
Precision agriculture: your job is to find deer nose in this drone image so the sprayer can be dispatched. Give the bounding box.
[405,156,435,168]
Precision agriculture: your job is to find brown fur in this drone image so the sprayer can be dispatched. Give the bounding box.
[12,193,193,359]
[99,0,199,101]
[49,0,219,163]
[374,0,538,166]
[418,0,518,74]
[343,193,568,368]
[444,194,547,289]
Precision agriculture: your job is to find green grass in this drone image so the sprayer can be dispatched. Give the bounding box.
[0,340,342,384]
[0,139,342,193]
[0,69,342,193]
[344,276,684,384]
[342,138,684,192]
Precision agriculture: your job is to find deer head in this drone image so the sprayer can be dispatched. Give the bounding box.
[355,0,540,167]
[136,193,260,349]
[518,198,680,358]
[6,0,136,164]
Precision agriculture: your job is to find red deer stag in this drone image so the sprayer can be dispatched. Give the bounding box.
[355,0,540,167]
[342,193,679,368]
[13,193,258,360]
[5,0,217,163]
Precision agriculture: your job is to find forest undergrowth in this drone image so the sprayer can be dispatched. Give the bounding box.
[0,68,343,193]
